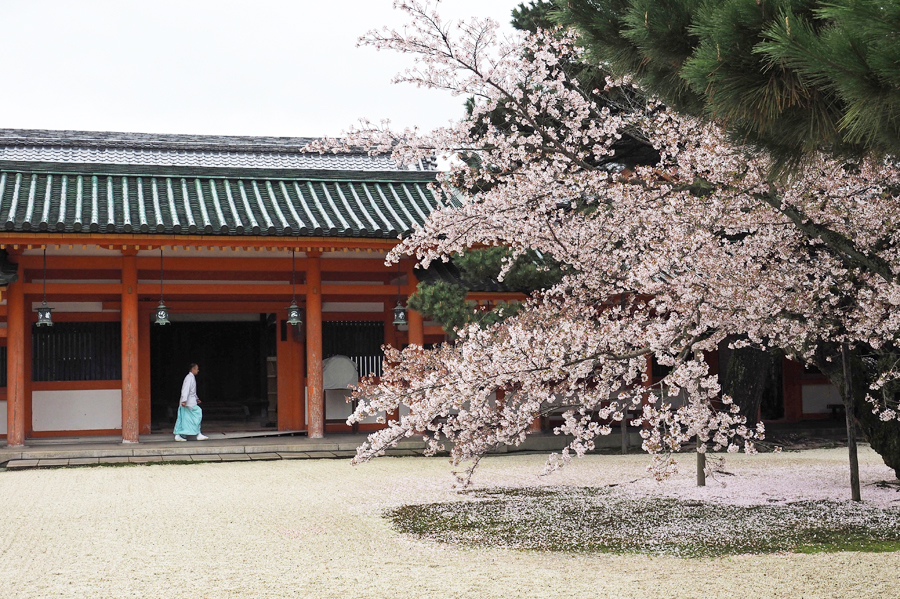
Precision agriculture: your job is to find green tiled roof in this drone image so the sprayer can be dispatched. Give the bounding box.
[0,170,447,238]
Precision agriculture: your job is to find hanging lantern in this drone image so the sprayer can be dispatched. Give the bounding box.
[36,302,53,327]
[154,248,170,325]
[153,301,170,326]
[392,260,408,328]
[35,248,53,326]
[287,300,303,327]
[392,301,408,326]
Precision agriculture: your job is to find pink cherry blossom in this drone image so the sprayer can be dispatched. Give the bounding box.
[307,1,900,484]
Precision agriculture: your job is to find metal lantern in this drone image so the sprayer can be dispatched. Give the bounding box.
[35,248,53,326]
[154,248,170,325]
[36,302,53,327]
[153,301,170,326]
[286,300,303,327]
[392,301,408,326]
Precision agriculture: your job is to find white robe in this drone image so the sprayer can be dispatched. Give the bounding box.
[180,372,199,407]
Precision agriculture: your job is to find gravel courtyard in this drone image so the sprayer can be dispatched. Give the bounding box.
[0,447,898,599]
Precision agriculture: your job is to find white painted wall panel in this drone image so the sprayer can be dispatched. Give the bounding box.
[32,390,122,431]
[0,400,6,434]
[802,384,841,414]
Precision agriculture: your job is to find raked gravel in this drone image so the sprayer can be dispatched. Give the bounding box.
[0,446,898,598]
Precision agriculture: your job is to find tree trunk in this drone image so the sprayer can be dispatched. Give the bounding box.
[697,439,706,487]
[816,344,900,480]
[721,342,776,428]
[841,343,862,501]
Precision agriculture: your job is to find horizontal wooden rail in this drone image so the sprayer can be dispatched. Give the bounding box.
[17,256,399,273]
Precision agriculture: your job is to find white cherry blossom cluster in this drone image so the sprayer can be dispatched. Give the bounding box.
[309,1,900,482]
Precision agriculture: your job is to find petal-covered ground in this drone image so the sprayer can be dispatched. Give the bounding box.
[0,446,897,598]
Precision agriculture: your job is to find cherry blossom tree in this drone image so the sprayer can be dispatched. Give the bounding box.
[310,1,900,492]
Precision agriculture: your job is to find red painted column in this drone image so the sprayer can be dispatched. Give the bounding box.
[407,309,424,347]
[121,252,140,443]
[277,317,291,431]
[277,312,305,431]
[6,273,25,447]
[24,313,32,438]
[294,323,305,430]
[306,253,324,438]
[138,307,152,434]
[405,260,425,348]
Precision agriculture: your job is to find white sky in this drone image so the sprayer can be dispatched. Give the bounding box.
[0,0,518,138]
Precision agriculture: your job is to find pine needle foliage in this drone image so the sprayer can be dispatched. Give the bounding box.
[556,0,900,167]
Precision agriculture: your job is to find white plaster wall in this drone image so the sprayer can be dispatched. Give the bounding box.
[802,384,841,414]
[28,301,110,313]
[323,302,384,313]
[0,400,6,434]
[168,313,260,322]
[32,390,122,432]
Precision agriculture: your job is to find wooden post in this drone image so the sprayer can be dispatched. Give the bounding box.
[306,253,324,438]
[277,317,290,431]
[121,252,139,443]
[6,275,25,447]
[407,309,424,348]
[138,307,152,434]
[294,323,305,430]
[277,313,305,431]
[405,260,425,348]
[24,309,33,438]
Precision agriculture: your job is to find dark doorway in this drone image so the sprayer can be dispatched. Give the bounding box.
[150,317,276,431]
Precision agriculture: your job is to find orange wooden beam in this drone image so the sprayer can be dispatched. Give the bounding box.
[19,255,396,274]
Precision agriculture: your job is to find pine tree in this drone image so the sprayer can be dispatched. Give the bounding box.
[555,0,900,166]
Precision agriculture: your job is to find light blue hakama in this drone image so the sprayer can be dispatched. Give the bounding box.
[174,406,203,436]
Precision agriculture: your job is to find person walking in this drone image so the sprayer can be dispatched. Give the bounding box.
[174,363,208,441]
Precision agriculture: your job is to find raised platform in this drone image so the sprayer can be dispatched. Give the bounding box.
[0,430,644,470]
[0,420,848,471]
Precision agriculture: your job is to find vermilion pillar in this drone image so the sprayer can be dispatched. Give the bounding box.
[120,252,139,443]
[6,275,25,447]
[295,324,306,430]
[277,312,305,431]
[306,253,324,438]
[407,309,424,347]
[138,307,152,434]
[405,260,425,348]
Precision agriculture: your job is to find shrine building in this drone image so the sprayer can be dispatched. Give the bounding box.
[0,129,485,445]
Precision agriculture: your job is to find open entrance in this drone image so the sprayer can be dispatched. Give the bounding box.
[150,315,276,432]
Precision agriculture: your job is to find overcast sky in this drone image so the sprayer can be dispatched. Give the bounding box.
[0,0,518,138]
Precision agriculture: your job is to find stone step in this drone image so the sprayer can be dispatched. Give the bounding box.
[0,447,429,471]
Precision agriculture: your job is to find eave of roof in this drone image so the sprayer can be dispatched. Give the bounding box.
[0,169,448,238]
